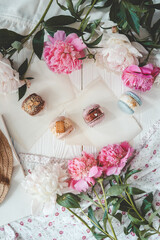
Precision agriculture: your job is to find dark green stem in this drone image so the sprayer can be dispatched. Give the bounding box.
[67,208,92,231]
[80,207,114,240]
[22,0,54,44]
[79,0,97,30]
[99,180,118,240]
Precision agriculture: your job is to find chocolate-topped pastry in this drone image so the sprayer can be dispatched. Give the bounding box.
[22,93,45,116]
[83,104,105,127]
[50,116,74,139]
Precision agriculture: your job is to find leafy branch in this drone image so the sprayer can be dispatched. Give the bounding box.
[57,168,160,240]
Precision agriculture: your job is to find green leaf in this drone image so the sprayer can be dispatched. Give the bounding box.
[86,19,101,33]
[140,41,160,48]
[0,29,25,49]
[148,207,160,225]
[145,3,160,9]
[56,193,80,208]
[141,193,153,216]
[92,232,108,240]
[151,19,160,39]
[75,0,86,12]
[11,41,23,52]
[44,15,77,28]
[103,209,108,231]
[18,84,27,100]
[56,0,68,11]
[86,34,103,48]
[124,222,132,235]
[18,58,28,77]
[124,3,140,35]
[128,209,147,226]
[127,187,145,195]
[80,17,90,32]
[32,29,45,59]
[66,0,79,19]
[46,26,83,36]
[106,185,127,196]
[94,0,113,8]
[125,168,141,182]
[78,192,98,206]
[107,196,119,206]
[109,0,119,22]
[112,198,123,215]
[114,213,122,223]
[119,199,131,212]
[26,77,34,80]
[88,206,102,230]
[143,231,155,238]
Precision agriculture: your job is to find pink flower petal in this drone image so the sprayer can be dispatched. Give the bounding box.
[71,38,87,51]
[66,33,79,43]
[74,179,89,192]
[127,65,141,73]
[54,31,66,41]
[86,177,95,186]
[89,166,98,177]
[48,35,55,44]
[105,166,117,176]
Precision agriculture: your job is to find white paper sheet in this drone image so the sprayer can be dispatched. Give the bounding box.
[0,57,75,151]
[0,115,32,226]
[65,79,141,148]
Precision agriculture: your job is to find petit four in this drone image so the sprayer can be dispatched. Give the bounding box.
[50,116,74,139]
[22,93,45,116]
[83,104,105,127]
[118,91,142,114]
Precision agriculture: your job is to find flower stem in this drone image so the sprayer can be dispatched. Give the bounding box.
[125,191,146,222]
[22,0,54,44]
[79,0,97,30]
[99,181,118,240]
[80,207,114,240]
[67,208,92,231]
[93,188,105,211]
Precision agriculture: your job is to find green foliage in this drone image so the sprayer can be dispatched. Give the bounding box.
[32,29,45,59]
[141,193,153,216]
[106,185,127,196]
[86,34,103,48]
[125,167,141,182]
[44,15,77,28]
[57,193,81,208]
[11,41,23,53]
[0,29,25,49]
[45,26,83,36]
[103,209,108,231]
[128,209,147,225]
[18,58,28,77]
[126,187,145,195]
[18,84,27,101]
[88,206,102,229]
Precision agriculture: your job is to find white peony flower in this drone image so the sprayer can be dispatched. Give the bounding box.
[22,162,70,215]
[154,73,160,85]
[96,33,143,72]
[0,53,24,94]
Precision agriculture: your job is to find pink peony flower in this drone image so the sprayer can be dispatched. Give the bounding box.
[43,31,86,74]
[122,64,160,92]
[68,152,102,192]
[98,142,134,176]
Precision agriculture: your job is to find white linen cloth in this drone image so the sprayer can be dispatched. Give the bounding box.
[1,119,160,240]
